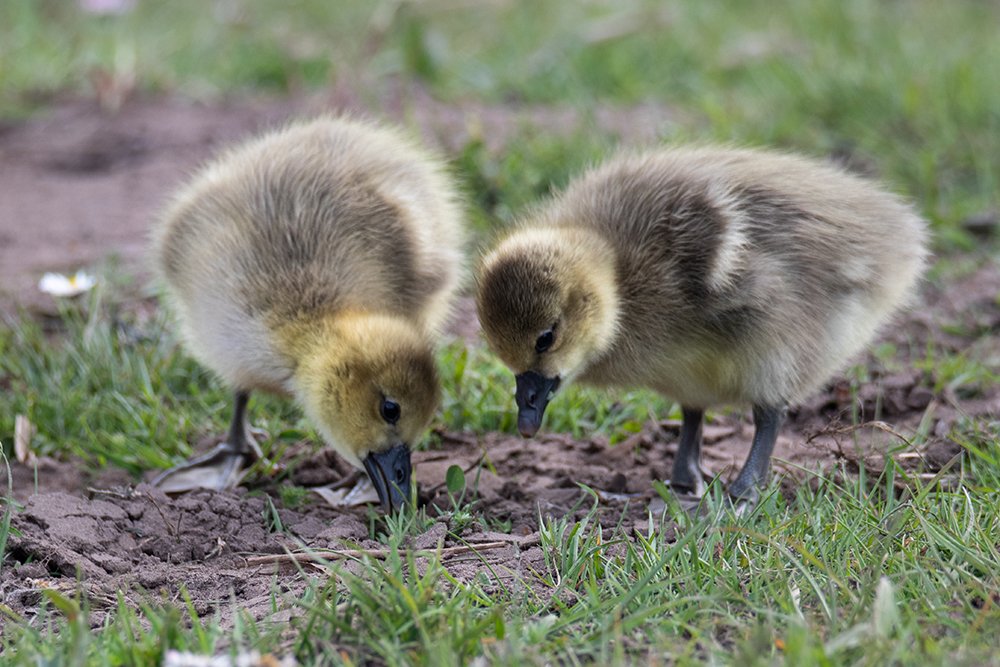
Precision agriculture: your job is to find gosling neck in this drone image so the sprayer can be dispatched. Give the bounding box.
[553,226,621,362]
[276,311,353,374]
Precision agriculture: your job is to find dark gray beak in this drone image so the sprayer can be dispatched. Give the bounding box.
[514,371,560,438]
[363,443,412,511]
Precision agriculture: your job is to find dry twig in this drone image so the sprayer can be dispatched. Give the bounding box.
[244,541,510,567]
[805,420,916,449]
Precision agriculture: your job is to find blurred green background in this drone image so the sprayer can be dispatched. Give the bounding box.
[3,0,998,244]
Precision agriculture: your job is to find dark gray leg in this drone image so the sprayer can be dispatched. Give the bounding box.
[670,408,705,496]
[727,404,787,503]
[222,390,261,465]
[153,389,263,492]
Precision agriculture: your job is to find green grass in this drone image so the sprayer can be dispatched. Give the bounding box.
[0,295,304,476]
[0,451,17,581]
[3,0,1000,664]
[4,454,1000,665]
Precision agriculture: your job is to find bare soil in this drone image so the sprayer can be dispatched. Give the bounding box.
[2,93,998,630]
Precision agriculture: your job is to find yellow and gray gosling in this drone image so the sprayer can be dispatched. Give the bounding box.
[151,116,464,510]
[476,146,928,507]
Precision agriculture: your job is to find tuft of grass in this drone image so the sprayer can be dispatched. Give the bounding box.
[0,583,245,666]
[915,338,1000,398]
[277,484,312,511]
[365,487,438,544]
[0,450,20,578]
[262,494,285,534]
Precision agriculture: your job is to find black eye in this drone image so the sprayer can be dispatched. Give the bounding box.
[535,329,555,353]
[380,399,401,424]
[395,466,406,484]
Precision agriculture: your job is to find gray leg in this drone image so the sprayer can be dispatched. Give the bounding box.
[222,390,261,465]
[727,404,787,503]
[153,389,263,492]
[670,408,705,496]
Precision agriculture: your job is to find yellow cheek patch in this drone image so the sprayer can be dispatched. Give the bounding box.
[284,311,440,469]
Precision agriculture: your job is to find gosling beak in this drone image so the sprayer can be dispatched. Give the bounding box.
[514,371,561,438]
[363,443,412,512]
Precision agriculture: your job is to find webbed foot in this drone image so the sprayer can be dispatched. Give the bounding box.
[151,442,258,493]
[312,471,383,508]
[153,389,264,493]
[647,481,710,518]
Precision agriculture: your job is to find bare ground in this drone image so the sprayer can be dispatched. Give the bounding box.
[2,93,999,630]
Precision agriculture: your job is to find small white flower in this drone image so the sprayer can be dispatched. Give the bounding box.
[162,649,295,667]
[39,270,97,297]
[78,0,135,15]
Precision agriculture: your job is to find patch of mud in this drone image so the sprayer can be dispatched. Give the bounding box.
[0,97,302,317]
[0,476,566,630]
[3,485,310,625]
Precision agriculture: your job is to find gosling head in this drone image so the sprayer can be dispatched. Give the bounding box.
[293,315,440,511]
[476,227,619,437]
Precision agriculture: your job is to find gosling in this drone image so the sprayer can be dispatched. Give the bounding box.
[476,146,927,509]
[151,116,464,510]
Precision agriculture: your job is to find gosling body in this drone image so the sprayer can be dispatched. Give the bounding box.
[477,146,927,505]
[153,116,464,508]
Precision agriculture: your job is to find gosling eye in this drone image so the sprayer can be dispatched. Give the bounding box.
[535,329,555,353]
[380,399,401,424]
